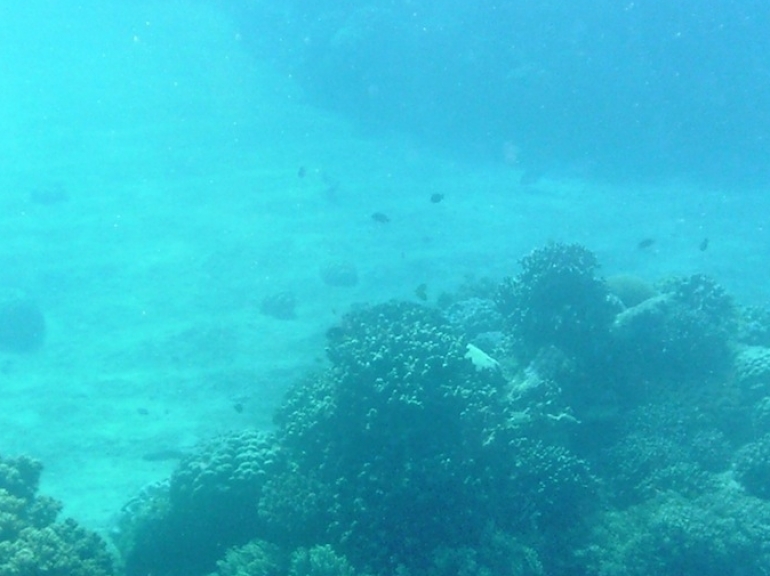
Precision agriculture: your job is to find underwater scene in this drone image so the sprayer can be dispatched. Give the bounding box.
[1,1,770,575]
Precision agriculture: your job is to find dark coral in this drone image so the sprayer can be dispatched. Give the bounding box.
[119,431,283,576]
[115,297,604,576]
[271,301,510,568]
[496,243,618,361]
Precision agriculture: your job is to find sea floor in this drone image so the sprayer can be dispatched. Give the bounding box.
[0,1,768,537]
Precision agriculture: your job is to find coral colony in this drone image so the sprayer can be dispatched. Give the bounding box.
[6,243,770,576]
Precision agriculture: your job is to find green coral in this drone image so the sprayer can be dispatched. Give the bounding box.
[0,455,113,576]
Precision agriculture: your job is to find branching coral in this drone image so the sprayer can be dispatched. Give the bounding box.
[495,242,618,361]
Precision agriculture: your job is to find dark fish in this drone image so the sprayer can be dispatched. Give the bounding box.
[430,193,445,203]
[415,283,428,301]
[637,238,655,250]
[371,212,390,223]
[699,238,709,251]
[297,166,307,178]
[233,402,244,414]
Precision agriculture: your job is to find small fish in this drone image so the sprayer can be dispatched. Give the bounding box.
[415,283,428,301]
[371,212,390,223]
[430,193,445,203]
[637,238,655,250]
[297,166,307,178]
[699,238,709,251]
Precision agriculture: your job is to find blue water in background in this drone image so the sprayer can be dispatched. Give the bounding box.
[234,0,770,185]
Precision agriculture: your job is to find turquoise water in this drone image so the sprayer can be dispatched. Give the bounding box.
[0,1,769,573]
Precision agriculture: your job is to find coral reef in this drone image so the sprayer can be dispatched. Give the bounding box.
[269,301,598,573]
[0,455,114,576]
[114,242,770,576]
[581,489,770,576]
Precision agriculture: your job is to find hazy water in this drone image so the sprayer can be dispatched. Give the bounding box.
[1,0,769,529]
